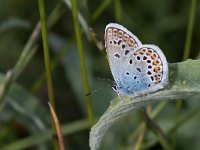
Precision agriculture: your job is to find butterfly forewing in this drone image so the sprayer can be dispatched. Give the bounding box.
[105,23,142,85]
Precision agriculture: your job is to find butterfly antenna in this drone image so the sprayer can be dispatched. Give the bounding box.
[85,87,103,96]
[86,77,116,96]
[96,77,116,85]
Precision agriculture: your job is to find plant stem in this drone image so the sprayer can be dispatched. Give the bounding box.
[114,0,122,23]
[38,0,55,108]
[183,0,197,60]
[133,123,146,150]
[71,0,94,126]
[175,0,197,148]
[48,103,65,150]
[141,110,171,150]
[38,0,58,149]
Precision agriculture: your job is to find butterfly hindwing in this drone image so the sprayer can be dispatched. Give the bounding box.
[121,45,168,96]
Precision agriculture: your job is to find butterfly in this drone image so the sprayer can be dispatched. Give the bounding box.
[105,23,168,97]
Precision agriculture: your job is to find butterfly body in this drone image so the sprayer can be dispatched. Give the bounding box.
[105,23,168,97]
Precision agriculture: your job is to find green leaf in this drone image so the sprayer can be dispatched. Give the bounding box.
[0,74,50,133]
[0,17,31,33]
[89,59,200,150]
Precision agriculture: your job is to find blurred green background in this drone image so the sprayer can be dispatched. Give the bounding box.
[0,0,200,149]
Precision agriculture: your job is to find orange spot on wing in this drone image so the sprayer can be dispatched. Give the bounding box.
[118,30,123,38]
[128,38,135,47]
[151,54,157,60]
[146,49,152,55]
[154,67,159,73]
[139,49,145,54]
[113,29,118,37]
[123,33,129,42]
[155,75,160,82]
[153,60,159,65]
[151,55,156,60]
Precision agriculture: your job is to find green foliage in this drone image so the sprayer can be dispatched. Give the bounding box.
[0,0,199,149]
[89,59,200,150]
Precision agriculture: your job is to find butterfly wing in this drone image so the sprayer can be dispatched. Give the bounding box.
[105,23,142,87]
[120,44,168,96]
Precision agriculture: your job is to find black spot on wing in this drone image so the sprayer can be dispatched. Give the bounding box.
[114,54,120,58]
[136,68,141,72]
[125,50,129,55]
